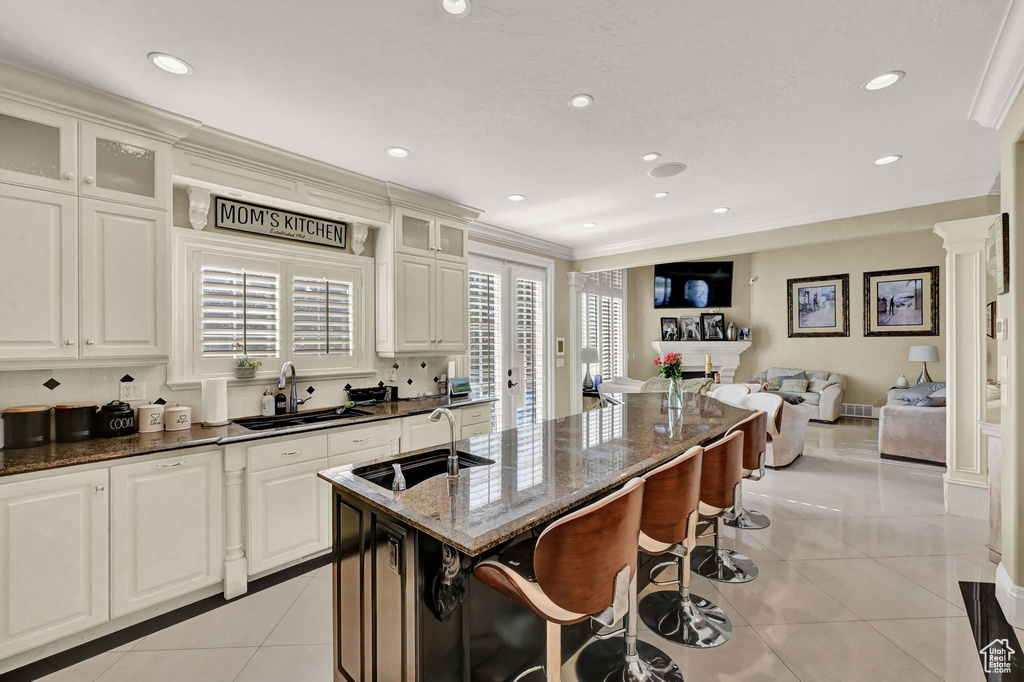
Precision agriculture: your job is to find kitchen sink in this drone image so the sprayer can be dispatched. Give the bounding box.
[233,407,372,431]
[353,450,495,490]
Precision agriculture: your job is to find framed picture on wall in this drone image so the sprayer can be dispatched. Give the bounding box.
[996,212,1010,296]
[987,301,996,339]
[863,266,939,337]
[786,274,850,338]
[679,316,702,340]
[701,313,726,340]
[660,317,680,341]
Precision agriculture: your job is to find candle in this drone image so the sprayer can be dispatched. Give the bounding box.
[705,355,712,374]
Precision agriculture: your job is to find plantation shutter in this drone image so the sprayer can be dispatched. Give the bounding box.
[292,276,353,356]
[515,275,544,426]
[580,269,626,383]
[468,267,503,431]
[199,257,280,362]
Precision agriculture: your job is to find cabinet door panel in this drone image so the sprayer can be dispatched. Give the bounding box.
[394,254,435,353]
[435,221,467,262]
[0,469,108,658]
[435,262,468,353]
[0,98,78,193]
[79,200,168,357]
[248,458,330,575]
[110,451,223,617]
[394,208,434,257]
[0,184,78,359]
[401,412,460,451]
[80,123,170,209]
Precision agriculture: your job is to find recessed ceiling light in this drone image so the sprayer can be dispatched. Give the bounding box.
[569,94,593,108]
[225,191,245,199]
[148,52,192,75]
[642,152,661,162]
[654,192,669,198]
[507,194,526,201]
[863,71,904,91]
[583,222,597,228]
[647,163,686,178]
[386,146,410,158]
[874,154,902,165]
[440,0,471,16]
[712,207,729,214]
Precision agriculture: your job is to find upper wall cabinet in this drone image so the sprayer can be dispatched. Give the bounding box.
[80,123,171,210]
[0,99,78,194]
[395,208,467,263]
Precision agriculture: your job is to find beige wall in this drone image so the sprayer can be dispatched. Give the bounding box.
[626,255,753,380]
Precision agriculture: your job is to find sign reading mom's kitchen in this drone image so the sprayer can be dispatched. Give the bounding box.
[214,197,347,249]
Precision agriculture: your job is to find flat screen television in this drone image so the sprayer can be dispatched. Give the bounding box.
[654,261,734,308]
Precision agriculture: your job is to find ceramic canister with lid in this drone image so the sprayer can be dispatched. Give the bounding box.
[137,404,165,433]
[1,405,52,449]
[95,400,136,438]
[164,405,192,432]
[54,403,97,443]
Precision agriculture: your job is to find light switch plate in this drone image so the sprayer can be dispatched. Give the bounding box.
[556,358,565,368]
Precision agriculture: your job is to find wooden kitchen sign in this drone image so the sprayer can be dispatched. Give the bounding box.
[214,197,347,249]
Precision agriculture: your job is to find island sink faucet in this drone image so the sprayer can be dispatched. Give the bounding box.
[278,361,310,414]
[428,408,459,478]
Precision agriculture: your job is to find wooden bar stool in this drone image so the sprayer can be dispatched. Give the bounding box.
[637,445,733,648]
[474,478,683,682]
[723,411,771,529]
[689,430,759,583]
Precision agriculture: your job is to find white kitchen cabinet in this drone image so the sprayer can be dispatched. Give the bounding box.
[79,122,171,210]
[434,218,467,263]
[395,253,437,353]
[435,262,469,353]
[401,410,463,451]
[110,450,223,618]
[0,184,79,359]
[0,98,78,194]
[248,458,331,575]
[79,199,169,357]
[0,468,109,659]
[394,207,435,257]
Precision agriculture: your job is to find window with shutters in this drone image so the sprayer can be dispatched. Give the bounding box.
[199,265,280,361]
[580,269,627,384]
[468,268,502,431]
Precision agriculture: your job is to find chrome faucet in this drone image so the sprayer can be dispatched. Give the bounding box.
[391,463,407,492]
[428,408,459,478]
[278,361,310,414]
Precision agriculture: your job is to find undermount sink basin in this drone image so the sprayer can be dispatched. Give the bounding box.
[353,450,495,490]
[233,407,371,431]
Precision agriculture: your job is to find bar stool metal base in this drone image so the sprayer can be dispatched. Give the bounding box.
[722,507,771,529]
[690,545,759,583]
[639,591,732,648]
[575,638,685,682]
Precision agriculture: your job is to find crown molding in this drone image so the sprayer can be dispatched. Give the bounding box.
[468,222,574,261]
[572,176,998,262]
[385,182,482,225]
[970,0,1024,129]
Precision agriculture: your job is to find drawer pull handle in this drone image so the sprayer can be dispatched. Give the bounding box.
[470,412,482,418]
[282,449,304,456]
[156,460,185,468]
[352,437,371,443]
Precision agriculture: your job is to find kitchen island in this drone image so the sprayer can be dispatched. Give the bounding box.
[318,393,751,682]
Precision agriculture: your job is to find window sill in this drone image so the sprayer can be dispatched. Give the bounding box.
[166,367,378,392]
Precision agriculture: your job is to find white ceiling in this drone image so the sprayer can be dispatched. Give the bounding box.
[0,0,1009,258]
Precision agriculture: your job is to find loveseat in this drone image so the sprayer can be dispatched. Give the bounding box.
[747,367,846,423]
[878,384,946,465]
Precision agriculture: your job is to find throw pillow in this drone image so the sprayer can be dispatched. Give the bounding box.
[766,371,807,391]
[896,382,946,403]
[808,377,836,393]
[779,379,809,393]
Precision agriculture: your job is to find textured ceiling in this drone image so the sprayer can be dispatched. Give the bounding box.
[0,0,1008,257]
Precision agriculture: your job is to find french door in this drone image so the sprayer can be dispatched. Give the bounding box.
[468,253,549,433]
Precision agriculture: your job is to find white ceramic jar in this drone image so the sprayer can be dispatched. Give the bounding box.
[137,404,165,433]
[164,405,192,432]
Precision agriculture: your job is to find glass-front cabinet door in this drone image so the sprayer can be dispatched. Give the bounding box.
[394,208,436,257]
[0,98,78,194]
[80,122,170,210]
[435,220,467,262]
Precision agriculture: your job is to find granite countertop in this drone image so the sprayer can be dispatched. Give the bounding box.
[0,394,495,478]
[319,393,752,557]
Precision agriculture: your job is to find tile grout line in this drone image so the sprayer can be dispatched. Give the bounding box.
[228,574,314,682]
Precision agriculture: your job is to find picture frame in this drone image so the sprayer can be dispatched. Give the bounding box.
[787,274,850,338]
[987,301,996,339]
[660,317,681,341]
[700,313,726,341]
[863,266,939,337]
[996,212,1010,296]
[738,327,752,341]
[679,316,702,340]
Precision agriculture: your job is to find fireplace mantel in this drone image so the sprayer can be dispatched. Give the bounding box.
[650,340,753,384]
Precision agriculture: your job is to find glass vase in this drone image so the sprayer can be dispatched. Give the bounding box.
[668,377,683,410]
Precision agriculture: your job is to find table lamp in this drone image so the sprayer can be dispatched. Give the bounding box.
[582,347,600,390]
[908,345,939,385]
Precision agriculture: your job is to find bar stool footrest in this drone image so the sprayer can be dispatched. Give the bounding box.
[639,591,732,648]
[722,507,771,529]
[575,638,685,682]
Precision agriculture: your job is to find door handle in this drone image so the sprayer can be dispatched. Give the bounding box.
[507,380,518,389]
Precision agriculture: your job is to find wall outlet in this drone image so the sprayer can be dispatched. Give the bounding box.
[119,381,146,402]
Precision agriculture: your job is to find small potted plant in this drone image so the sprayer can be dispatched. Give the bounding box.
[233,344,261,379]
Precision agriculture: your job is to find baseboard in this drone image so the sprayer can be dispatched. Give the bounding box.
[881,452,946,467]
[943,475,990,520]
[996,562,1024,629]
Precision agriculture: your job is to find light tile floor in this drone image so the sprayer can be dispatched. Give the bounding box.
[37,419,1006,681]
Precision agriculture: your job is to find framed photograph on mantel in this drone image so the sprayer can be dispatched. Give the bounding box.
[863,266,939,337]
[787,274,850,338]
[700,313,726,340]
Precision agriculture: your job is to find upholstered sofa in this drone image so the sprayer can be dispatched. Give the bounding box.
[747,367,846,423]
[878,386,946,465]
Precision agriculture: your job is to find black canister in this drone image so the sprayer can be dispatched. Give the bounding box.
[95,400,135,438]
[55,403,97,443]
[2,406,53,449]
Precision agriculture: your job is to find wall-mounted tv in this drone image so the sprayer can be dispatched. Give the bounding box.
[654,261,734,308]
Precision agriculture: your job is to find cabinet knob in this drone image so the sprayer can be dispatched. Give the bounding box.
[85,338,95,345]
[431,339,436,344]
[64,338,75,346]
[438,339,443,343]
[63,171,74,181]
[94,485,105,493]
[84,175,95,185]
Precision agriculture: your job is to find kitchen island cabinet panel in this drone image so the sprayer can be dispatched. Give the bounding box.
[0,468,108,659]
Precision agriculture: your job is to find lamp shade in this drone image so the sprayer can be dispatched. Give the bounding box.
[582,347,600,363]
[908,345,939,363]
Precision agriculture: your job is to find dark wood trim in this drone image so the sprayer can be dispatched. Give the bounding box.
[786,273,850,338]
[863,265,940,337]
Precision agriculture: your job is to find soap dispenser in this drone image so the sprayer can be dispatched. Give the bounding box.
[261,387,276,417]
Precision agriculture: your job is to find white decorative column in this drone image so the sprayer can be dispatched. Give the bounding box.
[935,216,995,519]
[650,341,752,384]
[223,443,248,599]
[568,272,586,415]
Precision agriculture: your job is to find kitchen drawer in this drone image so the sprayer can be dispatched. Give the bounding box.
[328,444,393,470]
[248,434,327,473]
[401,412,460,451]
[328,422,393,457]
[459,403,492,427]
[461,422,492,440]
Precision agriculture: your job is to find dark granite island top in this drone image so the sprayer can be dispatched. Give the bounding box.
[319,392,752,557]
